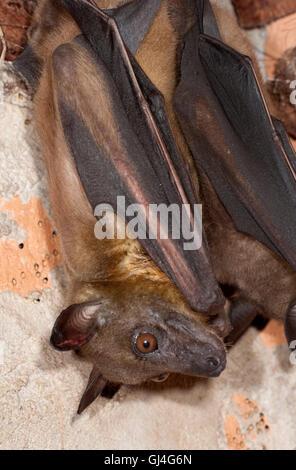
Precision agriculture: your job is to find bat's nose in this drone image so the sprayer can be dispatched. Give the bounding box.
[207,355,221,369]
[205,352,226,377]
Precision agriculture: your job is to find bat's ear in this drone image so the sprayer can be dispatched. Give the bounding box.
[50,301,102,351]
[77,367,108,414]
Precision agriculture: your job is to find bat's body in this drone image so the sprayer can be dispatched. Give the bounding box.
[13,0,296,412]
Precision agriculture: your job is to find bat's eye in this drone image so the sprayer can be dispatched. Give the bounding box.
[135,333,158,354]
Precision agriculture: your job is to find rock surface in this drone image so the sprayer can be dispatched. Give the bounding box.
[0,0,36,61]
[232,0,296,28]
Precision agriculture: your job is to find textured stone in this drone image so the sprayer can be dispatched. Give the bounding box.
[265,14,296,139]
[0,0,37,61]
[232,0,296,28]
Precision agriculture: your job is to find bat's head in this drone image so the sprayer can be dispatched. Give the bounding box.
[50,280,230,411]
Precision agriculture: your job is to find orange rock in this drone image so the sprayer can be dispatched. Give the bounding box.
[260,320,286,347]
[0,0,36,61]
[232,393,271,445]
[232,392,259,421]
[225,414,249,450]
[232,0,296,28]
[0,194,61,297]
[265,14,296,79]
[265,14,296,139]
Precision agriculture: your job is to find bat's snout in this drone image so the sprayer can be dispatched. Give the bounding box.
[189,341,227,378]
[163,314,227,379]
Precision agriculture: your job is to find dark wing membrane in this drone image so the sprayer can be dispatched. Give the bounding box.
[13,0,162,89]
[196,0,221,40]
[175,0,296,270]
[105,0,162,54]
[13,44,42,89]
[55,0,224,313]
[272,118,296,175]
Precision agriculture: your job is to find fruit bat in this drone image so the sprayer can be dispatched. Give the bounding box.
[13,0,232,414]
[13,0,296,413]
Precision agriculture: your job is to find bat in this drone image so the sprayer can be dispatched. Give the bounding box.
[13,0,296,413]
[14,0,232,414]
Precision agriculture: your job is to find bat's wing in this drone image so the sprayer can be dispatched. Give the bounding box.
[175,0,296,270]
[49,0,224,313]
[13,0,162,88]
[105,0,163,55]
[13,45,42,89]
